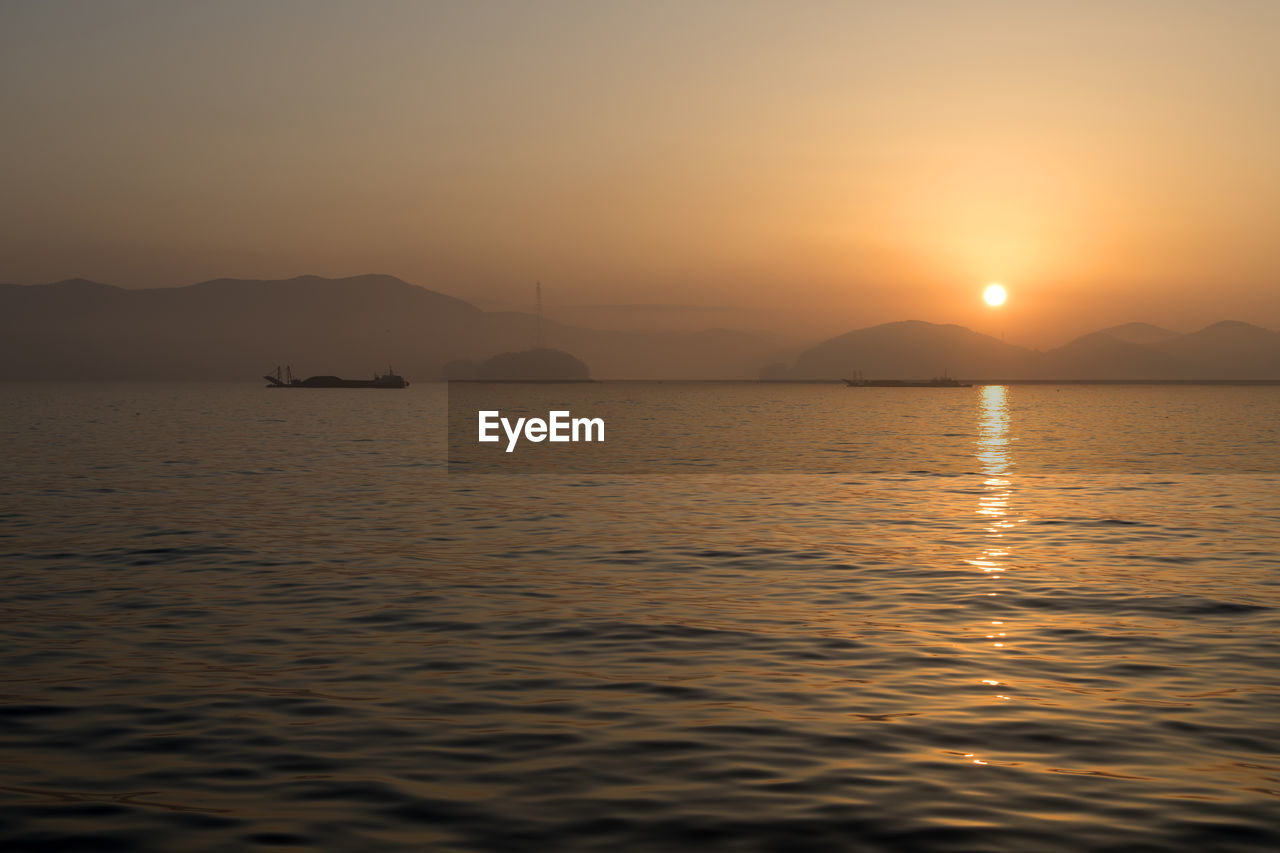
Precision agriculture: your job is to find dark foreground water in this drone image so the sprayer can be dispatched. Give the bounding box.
[2,382,1278,851]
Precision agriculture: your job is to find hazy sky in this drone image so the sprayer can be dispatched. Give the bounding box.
[2,0,1277,345]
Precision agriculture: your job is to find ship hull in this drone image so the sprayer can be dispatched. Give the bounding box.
[843,379,971,387]
[266,381,407,388]
[264,373,408,388]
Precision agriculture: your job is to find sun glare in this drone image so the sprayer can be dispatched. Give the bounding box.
[984,284,1007,307]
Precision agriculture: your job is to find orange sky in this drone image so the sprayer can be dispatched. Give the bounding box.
[2,1,1277,347]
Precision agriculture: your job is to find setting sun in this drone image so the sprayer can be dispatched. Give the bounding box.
[984,284,1007,307]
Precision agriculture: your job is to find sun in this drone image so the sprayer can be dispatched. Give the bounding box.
[984,283,1007,307]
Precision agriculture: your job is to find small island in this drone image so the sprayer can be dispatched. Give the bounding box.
[474,348,591,381]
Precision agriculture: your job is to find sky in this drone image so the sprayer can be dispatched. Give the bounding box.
[2,0,1277,347]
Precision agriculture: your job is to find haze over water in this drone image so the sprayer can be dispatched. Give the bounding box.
[2,382,1277,851]
[4,2,1279,342]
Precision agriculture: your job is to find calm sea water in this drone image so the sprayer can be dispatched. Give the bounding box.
[2,382,1278,851]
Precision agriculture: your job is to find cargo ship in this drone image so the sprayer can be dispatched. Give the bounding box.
[264,365,409,388]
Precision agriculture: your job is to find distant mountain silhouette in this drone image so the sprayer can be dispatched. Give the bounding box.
[784,321,1033,379]
[0,275,778,380]
[475,348,590,380]
[1152,321,1280,379]
[1096,322,1181,345]
[779,319,1280,381]
[4,276,1277,380]
[1040,332,1186,380]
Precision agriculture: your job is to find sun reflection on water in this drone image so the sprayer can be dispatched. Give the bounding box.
[976,385,1011,475]
[976,385,1015,644]
[964,385,1024,764]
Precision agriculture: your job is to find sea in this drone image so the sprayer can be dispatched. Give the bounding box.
[1,381,1278,852]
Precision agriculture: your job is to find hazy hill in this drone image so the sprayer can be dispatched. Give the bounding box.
[0,275,483,380]
[5,277,1277,381]
[0,275,780,380]
[1096,322,1181,345]
[784,321,1036,380]
[1152,321,1280,379]
[1040,332,1188,380]
[460,311,777,379]
[475,348,591,381]
[781,319,1280,381]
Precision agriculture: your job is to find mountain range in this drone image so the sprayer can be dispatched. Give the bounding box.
[2,275,1278,381]
[0,275,775,381]
[775,319,1280,380]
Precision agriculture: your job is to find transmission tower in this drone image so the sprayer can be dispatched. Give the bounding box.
[535,280,544,349]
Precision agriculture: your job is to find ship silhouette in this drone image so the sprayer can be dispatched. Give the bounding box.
[842,370,970,387]
[264,365,408,388]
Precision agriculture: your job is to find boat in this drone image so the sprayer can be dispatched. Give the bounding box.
[264,365,409,388]
[843,370,970,388]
